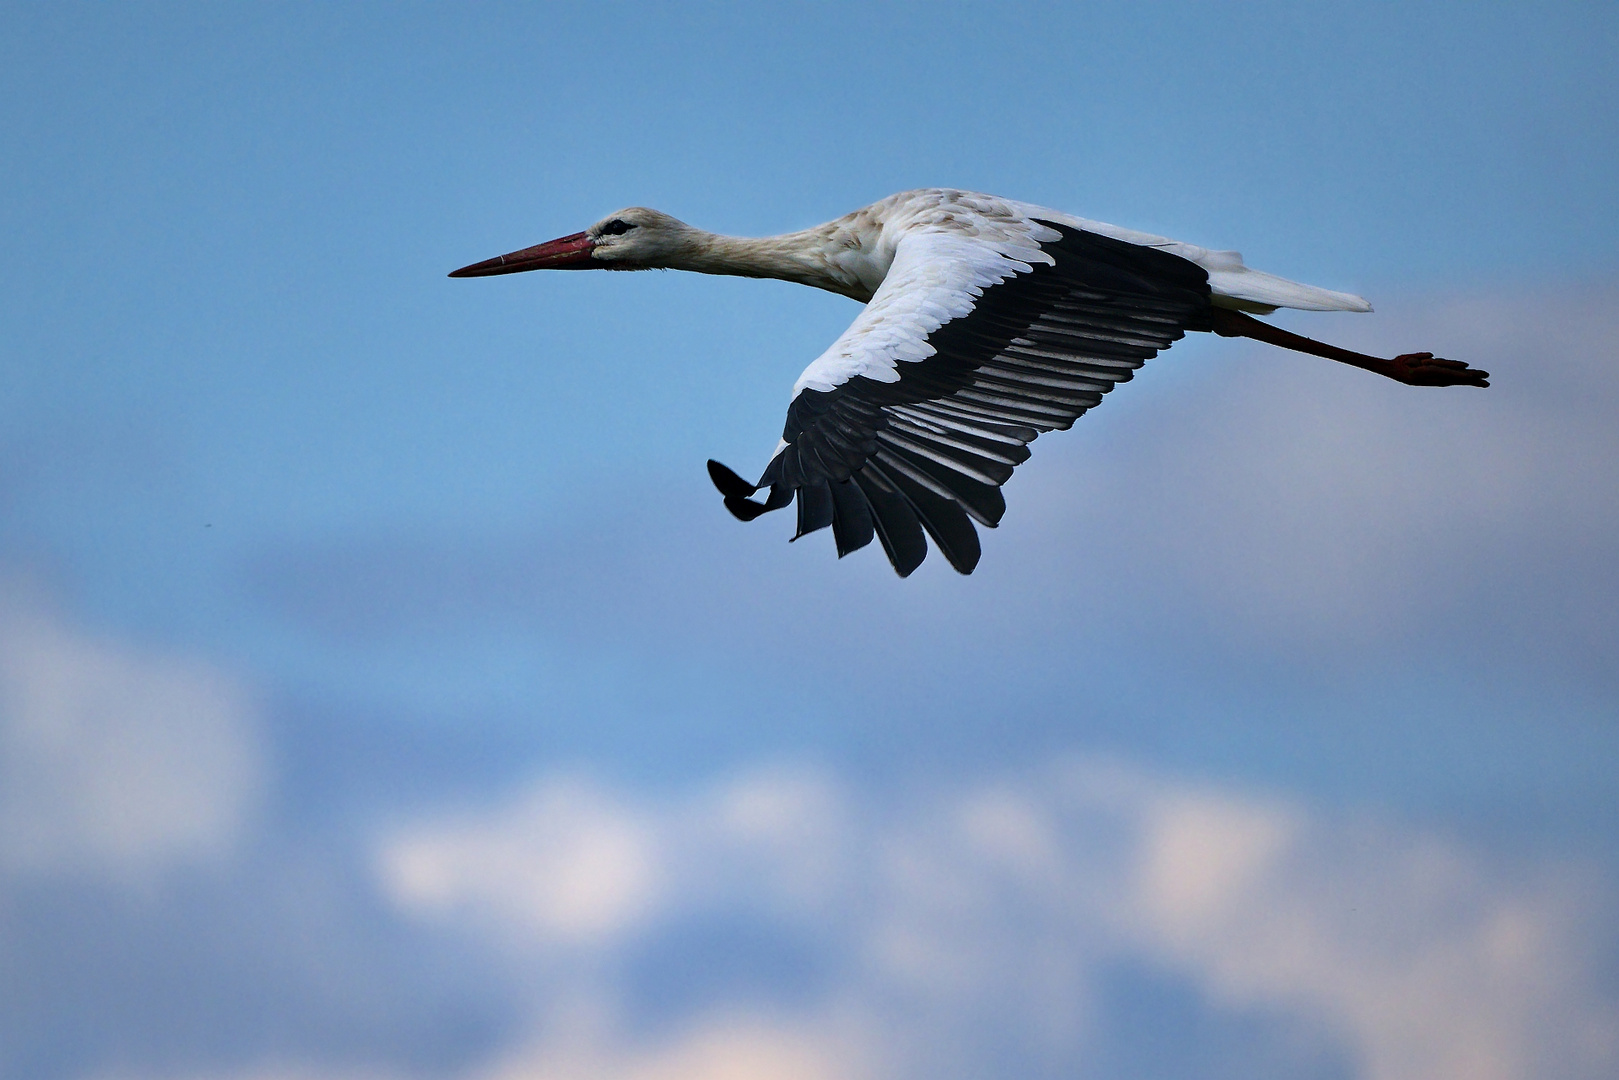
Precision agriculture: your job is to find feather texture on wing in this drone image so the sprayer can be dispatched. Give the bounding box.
[713,218,1213,575]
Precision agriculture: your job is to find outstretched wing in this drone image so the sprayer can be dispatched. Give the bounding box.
[708,221,1214,576]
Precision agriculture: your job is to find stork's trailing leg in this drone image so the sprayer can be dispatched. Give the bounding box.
[1211,308,1489,387]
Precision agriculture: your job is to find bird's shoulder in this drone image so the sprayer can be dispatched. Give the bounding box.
[861,189,1056,243]
[791,221,1063,396]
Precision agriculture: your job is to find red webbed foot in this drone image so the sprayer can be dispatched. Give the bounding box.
[1389,352,1490,388]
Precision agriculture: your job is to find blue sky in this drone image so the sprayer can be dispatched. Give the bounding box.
[2,5,1617,1080]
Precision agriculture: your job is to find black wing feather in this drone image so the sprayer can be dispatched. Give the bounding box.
[794,481,835,539]
[866,458,982,575]
[854,469,928,577]
[709,224,1212,575]
[828,478,874,557]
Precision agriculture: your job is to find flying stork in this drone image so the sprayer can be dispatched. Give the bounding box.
[450,189,1487,577]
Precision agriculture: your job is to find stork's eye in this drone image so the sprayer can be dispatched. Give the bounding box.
[600,219,635,236]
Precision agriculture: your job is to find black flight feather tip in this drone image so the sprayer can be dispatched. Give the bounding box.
[708,459,792,522]
[707,459,757,499]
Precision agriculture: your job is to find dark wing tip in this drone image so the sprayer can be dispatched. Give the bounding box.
[707,459,758,499]
[828,479,876,558]
[792,482,835,540]
[854,471,928,577]
[712,459,795,523]
[723,496,774,522]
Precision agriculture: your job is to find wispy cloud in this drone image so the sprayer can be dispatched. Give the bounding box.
[381,775,663,945]
[0,584,264,880]
[376,759,1618,1080]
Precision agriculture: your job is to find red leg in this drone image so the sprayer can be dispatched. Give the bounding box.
[1210,308,1489,387]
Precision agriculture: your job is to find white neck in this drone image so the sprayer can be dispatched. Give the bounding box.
[665,225,879,302]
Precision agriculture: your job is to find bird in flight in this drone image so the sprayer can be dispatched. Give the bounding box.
[451,189,1487,576]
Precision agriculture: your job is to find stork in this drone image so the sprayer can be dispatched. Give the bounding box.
[451,189,1486,576]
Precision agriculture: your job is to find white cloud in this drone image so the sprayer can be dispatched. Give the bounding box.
[476,1014,873,1080]
[0,588,263,878]
[379,775,662,944]
[375,758,1618,1080]
[92,1014,873,1080]
[1100,766,1614,1080]
[1133,786,1297,932]
[378,766,852,947]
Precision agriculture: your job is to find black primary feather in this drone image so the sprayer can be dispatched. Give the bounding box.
[710,224,1213,575]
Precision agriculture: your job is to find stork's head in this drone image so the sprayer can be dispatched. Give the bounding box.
[448,207,695,277]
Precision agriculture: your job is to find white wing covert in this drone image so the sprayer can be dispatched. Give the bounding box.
[707,221,1216,576]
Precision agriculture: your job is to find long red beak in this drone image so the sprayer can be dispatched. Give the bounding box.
[448,231,597,277]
